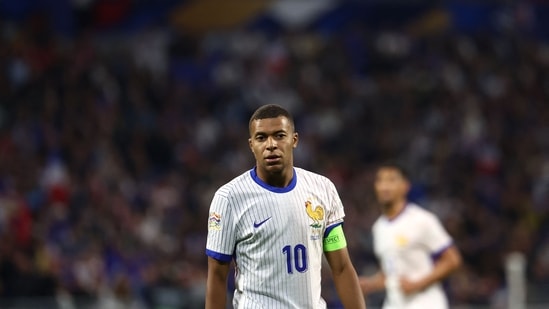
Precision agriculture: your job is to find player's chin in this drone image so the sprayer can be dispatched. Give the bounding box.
[378,199,394,208]
[263,163,284,173]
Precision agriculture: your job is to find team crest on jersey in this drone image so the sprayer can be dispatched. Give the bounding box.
[395,234,408,247]
[305,199,324,240]
[208,212,222,231]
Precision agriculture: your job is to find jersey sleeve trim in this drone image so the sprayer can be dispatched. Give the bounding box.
[205,249,232,262]
[324,222,343,238]
[430,241,453,261]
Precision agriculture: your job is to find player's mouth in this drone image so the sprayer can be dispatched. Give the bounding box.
[377,193,395,204]
[378,192,392,198]
[265,155,281,164]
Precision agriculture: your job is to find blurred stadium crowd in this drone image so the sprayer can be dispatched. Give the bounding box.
[1,1,549,308]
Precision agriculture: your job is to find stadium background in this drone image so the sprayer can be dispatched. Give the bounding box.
[1,0,548,308]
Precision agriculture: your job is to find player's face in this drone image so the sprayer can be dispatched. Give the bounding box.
[249,116,298,178]
[374,167,410,207]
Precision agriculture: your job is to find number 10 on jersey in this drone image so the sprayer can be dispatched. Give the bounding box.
[282,244,308,274]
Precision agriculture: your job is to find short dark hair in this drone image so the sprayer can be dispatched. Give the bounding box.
[248,104,295,132]
[376,161,410,181]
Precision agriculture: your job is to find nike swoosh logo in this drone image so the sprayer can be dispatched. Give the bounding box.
[253,217,272,228]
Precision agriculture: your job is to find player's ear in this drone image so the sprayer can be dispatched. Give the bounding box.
[248,137,253,151]
[403,179,411,193]
[293,132,298,148]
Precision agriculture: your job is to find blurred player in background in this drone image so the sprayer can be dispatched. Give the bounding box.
[205,104,366,309]
[359,163,462,308]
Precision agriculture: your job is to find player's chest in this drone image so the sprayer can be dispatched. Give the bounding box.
[238,194,328,240]
[374,220,424,254]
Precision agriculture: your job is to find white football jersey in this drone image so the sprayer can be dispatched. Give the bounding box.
[206,167,345,309]
[372,203,452,309]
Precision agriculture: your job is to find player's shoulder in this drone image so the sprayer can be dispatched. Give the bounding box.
[214,169,255,198]
[294,167,334,186]
[372,216,384,230]
[406,202,441,221]
[294,167,324,179]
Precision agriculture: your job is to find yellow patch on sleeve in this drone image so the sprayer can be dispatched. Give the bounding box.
[323,225,347,252]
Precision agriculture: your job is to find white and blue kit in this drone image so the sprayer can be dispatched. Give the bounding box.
[206,167,346,309]
[372,203,453,309]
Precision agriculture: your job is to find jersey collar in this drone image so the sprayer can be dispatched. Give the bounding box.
[250,167,297,193]
[384,202,409,222]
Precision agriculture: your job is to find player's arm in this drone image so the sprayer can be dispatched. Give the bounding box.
[358,270,386,294]
[400,245,462,295]
[324,225,366,309]
[206,256,231,309]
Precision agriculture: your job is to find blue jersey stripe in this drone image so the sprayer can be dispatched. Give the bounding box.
[206,249,232,262]
[323,222,343,239]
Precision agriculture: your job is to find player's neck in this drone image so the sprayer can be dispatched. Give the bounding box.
[257,168,293,188]
[383,200,407,220]
[265,176,290,188]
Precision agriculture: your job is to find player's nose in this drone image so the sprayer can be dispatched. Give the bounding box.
[266,136,277,150]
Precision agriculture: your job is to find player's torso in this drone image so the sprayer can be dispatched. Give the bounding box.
[373,206,448,309]
[230,173,331,308]
[373,206,432,280]
[233,185,328,274]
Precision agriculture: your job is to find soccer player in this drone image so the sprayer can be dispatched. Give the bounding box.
[359,163,462,308]
[205,104,366,309]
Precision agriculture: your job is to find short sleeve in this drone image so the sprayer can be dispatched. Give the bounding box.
[421,212,453,255]
[205,192,236,262]
[325,180,345,228]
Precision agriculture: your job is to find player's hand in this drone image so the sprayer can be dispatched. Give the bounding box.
[399,277,425,295]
